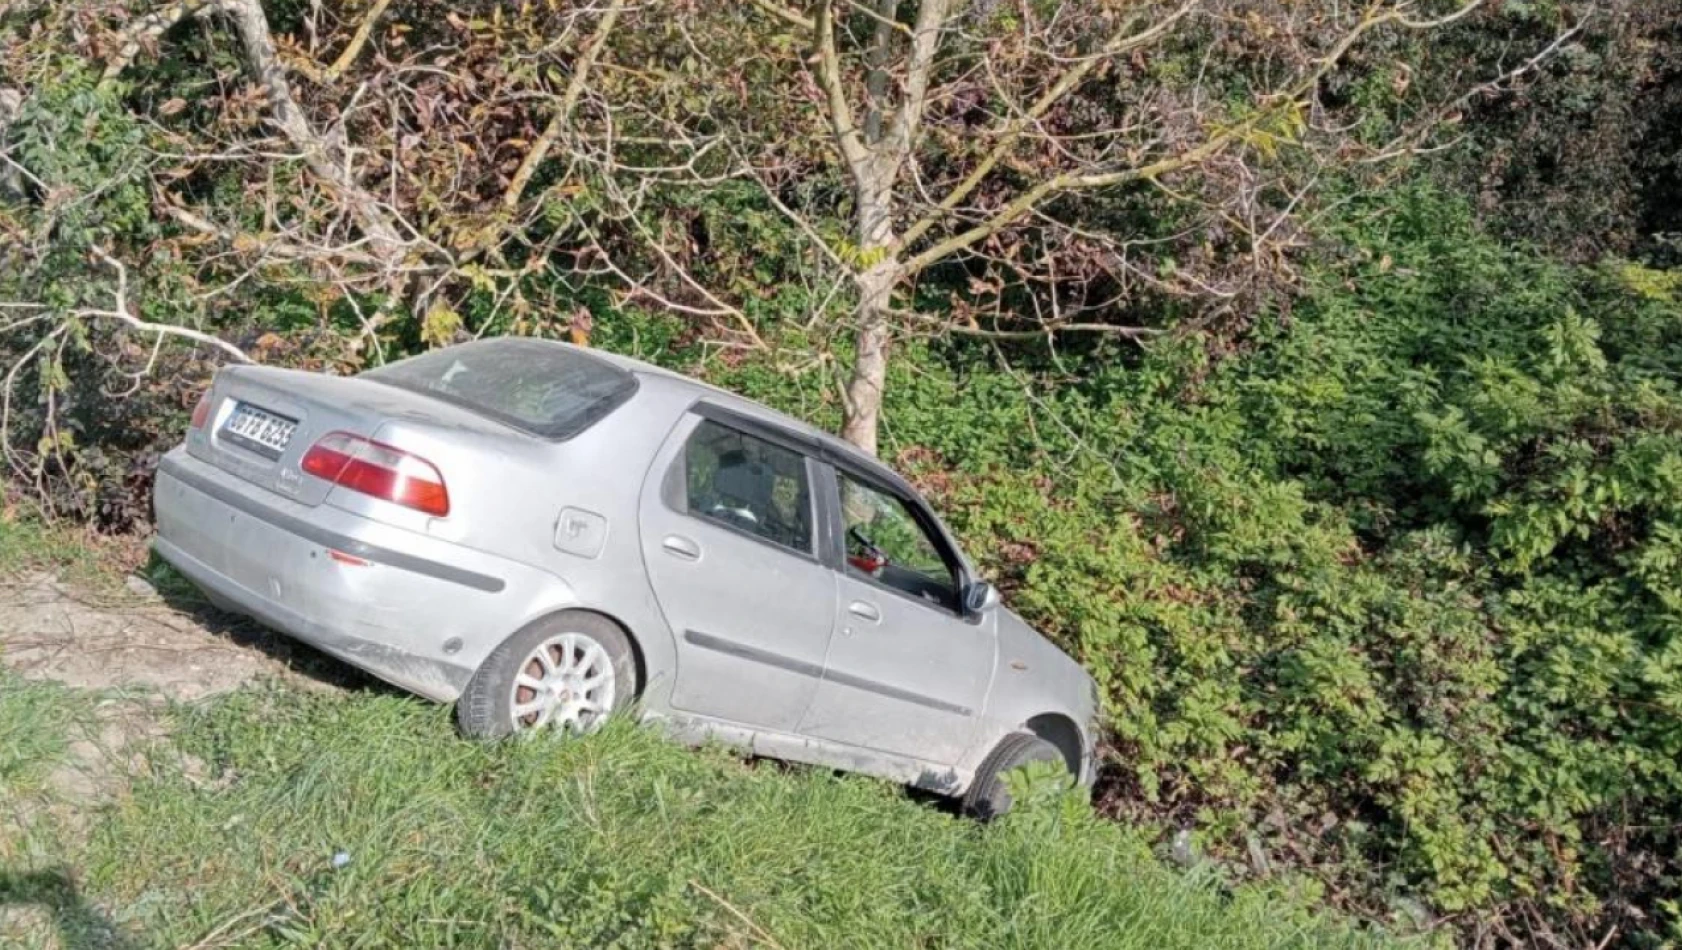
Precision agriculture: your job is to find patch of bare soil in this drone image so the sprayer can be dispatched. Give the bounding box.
[0,568,370,849]
[0,572,350,701]
[0,569,371,809]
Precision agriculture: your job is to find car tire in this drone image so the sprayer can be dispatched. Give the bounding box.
[457,611,640,740]
[961,732,1067,820]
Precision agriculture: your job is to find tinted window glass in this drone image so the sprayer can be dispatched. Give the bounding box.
[838,472,957,609]
[363,338,637,439]
[684,420,813,554]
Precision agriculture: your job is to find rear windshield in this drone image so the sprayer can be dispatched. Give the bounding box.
[363,338,638,440]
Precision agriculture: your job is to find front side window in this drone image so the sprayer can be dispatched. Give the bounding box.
[684,420,813,554]
[838,472,958,610]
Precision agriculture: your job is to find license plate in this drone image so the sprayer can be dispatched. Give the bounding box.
[220,403,298,459]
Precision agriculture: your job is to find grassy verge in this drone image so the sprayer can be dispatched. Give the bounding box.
[0,511,135,594]
[0,514,1410,946]
[0,677,1408,949]
[0,672,99,950]
[0,673,73,797]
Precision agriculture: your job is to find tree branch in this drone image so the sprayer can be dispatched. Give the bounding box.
[109,0,412,274]
[1397,0,1486,29]
[1365,5,1584,163]
[899,0,1420,278]
[221,0,409,269]
[814,0,872,173]
[158,200,388,267]
[897,0,1201,249]
[288,0,393,84]
[749,0,814,32]
[502,0,628,210]
[102,0,224,82]
[926,321,1162,340]
[882,0,949,155]
[862,0,896,144]
[84,247,251,363]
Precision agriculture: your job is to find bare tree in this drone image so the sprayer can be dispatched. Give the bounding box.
[722,0,1561,455]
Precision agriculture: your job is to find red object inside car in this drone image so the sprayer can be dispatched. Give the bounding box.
[848,553,885,573]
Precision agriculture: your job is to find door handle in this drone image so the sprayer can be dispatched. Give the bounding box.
[661,534,702,561]
[847,600,881,623]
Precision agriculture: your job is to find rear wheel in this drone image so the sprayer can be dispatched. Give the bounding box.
[457,612,639,739]
[961,732,1067,820]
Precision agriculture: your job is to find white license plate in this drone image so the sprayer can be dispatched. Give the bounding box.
[221,403,297,457]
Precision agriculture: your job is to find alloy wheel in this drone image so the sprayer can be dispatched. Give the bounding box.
[509,632,616,734]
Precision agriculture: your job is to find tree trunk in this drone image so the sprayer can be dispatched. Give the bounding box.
[841,263,896,455]
[841,174,898,456]
[0,88,20,201]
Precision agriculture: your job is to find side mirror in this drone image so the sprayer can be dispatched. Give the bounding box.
[963,580,1000,615]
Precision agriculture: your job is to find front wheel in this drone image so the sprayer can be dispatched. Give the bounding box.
[961,732,1067,820]
[457,612,640,739]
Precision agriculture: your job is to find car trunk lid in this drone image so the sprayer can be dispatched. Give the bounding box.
[186,364,508,507]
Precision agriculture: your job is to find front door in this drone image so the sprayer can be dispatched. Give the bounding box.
[797,469,993,765]
[639,413,835,733]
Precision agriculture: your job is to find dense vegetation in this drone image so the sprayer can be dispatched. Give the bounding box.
[5,0,1682,946]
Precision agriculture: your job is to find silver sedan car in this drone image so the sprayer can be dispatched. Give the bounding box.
[153,338,1099,815]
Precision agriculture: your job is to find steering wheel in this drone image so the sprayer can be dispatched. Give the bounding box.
[848,525,888,565]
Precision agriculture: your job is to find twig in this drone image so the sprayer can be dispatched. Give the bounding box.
[933,322,1161,340]
[502,0,629,210]
[289,0,393,84]
[85,247,251,363]
[689,880,787,950]
[748,0,814,32]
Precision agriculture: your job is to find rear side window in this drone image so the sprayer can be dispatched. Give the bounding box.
[363,338,637,440]
[683,420,813,554]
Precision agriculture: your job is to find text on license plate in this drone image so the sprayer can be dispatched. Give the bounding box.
[221,403,298,457]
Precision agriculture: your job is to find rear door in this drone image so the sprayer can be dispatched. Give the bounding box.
[638,411,837,734]
[797,468,993,766]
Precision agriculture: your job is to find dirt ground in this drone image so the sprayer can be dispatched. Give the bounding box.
[0,571,357,702]
[0,567,362,818]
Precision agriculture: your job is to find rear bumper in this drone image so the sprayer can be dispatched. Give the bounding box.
[153,448,546,702]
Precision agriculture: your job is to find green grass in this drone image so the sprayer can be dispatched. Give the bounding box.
[0,673,73,794]
[0,683,1394,950]
[0,673,99,950]
[0,512,130,593]
[0,515,1406,946]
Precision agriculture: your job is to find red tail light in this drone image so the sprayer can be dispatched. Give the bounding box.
[301,432,450,517]
[189,392,212,429]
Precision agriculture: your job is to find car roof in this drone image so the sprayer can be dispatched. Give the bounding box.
[565,340,973,575]
[575,343,920,497]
